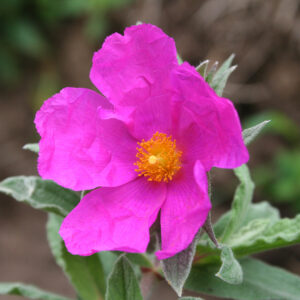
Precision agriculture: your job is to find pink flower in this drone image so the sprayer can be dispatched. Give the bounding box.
[35,24,249,259]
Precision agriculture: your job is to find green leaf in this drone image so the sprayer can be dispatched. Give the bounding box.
[243,111,299,143]
[196,59,209,79]
[186,258,300,300]
[231,214,300,257]
[205,61,218,84]
[47,214,106,300]
[214,54,235,79]
[221,165,255,242]
[98,251,152,272]
[98,252,119,279]
[105,255,143,300]
[213,201,280,239]
[0,176,79,217]
[177,53,183,64]
[202,213,219,248]
[126,253,153,268]
[8,19,47,58]
[161,233,199,297]
[242,120,270,145]
[23,143,39,153]
[229,219,271,248]
[210,54,236,96]
[0,282,72,300]
[215,246,243,285]
[241,201,280,225]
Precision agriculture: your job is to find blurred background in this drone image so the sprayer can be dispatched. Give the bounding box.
[0,0,299,299]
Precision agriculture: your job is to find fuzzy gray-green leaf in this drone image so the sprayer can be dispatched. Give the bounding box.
[205,61,218,84]
[215,246,243,285]
[242,120,270,145]
[221,165,254,242]
[0,176,79,216]
[213,54,235,80]
[212,201,279,240]
[210,54,236,96]
[47,214,106,300]
[23,143,39,153]
[212,65,236,96]
[0,282,72,300]
[105,255,143,300]
[177,53,183,64]
[196,59,209,79]
[186,258,300,300]
[231,214,300,257]
[161,234,199,297]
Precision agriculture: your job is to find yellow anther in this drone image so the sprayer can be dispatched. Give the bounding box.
[134,132,182,182]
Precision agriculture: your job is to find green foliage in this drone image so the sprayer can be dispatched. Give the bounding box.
[205,61,218,84]
[177,53,184,64]
[23,143,39,153]
[0,176,79,216]
[195,160,300,298]
[47,214,106,300]
[0,282,72,300]
[242,120,270,145]
[1,39,299,300]
[221,165,255,242]
[230,214,300,257]
[0,0,133,87]
[255,150,300,211]
[210,54,236,96]
[126,253,153,268]
[198,162,300,261]
[215,246,243,285]
[214,201,280,239]
[105,255,143,300]
[196,60,209,78]
[244,111,300,143]
[244,111,300,212]
[186,258,300,300]
[161,233,199,296]
[200,54,236,96]
[97,252,119,279]
[7,18,47,58]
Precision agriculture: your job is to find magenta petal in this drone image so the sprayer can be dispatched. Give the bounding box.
[96,115,139,187]
[156,161,211,260]
[172,63,249,170]
[35,87,113,191]
[60,178,166,255]
[130,94,172,140]
[90,24,178,107]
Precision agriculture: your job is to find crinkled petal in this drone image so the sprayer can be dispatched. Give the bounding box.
[130,94,172,140]
[60,178,166,255]
[156,161,211,260]
[96,115,139,187]
[172,63,249,170]
[35,87,113,191]
[90,23,178,107]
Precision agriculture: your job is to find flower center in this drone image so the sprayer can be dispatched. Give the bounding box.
[134,132,182,182]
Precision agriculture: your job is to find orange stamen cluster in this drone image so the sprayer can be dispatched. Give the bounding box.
[134,132,182,182]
